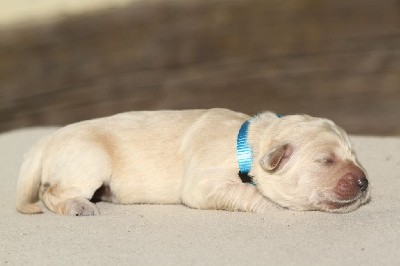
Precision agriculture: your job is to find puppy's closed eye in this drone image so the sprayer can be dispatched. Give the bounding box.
[316,156,336,166]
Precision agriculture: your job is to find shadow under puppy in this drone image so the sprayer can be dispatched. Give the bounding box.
[16,108,370,216]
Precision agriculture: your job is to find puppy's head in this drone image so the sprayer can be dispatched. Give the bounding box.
[254,115,370,213]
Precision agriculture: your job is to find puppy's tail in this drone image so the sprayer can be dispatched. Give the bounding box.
[16,135,51,214]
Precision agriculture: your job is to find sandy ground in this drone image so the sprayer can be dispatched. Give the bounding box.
[1,128,400,265]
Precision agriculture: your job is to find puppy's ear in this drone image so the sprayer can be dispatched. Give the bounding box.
[260,144,293,171]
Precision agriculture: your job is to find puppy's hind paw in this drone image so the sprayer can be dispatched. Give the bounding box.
[63,198,100,216]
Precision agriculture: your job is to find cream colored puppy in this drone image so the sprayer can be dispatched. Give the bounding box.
[16,108,370,216]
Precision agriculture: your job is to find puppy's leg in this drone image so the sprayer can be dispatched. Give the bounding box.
[207,182,270,212]
[183,175,270,213]
[41,184,101,216]
[40,141,112,216]
[40,162,109,216]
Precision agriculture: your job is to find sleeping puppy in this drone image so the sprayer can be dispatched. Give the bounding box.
[16,108,370,216]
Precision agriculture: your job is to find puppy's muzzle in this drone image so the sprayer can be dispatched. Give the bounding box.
[334,168,368,200]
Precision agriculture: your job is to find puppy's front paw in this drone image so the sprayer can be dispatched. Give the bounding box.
[63,198,100,216]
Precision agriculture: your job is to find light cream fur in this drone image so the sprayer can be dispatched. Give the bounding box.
[16,108,370,216]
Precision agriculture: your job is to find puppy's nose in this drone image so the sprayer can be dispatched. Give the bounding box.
[356,177,369,192]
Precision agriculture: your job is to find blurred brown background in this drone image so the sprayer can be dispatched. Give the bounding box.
[0,0,399,135]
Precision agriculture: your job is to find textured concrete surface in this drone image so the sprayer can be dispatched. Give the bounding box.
[1,128,399,265]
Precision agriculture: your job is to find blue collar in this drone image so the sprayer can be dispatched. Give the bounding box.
[237,120,256,185]
[236,114,284,185]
